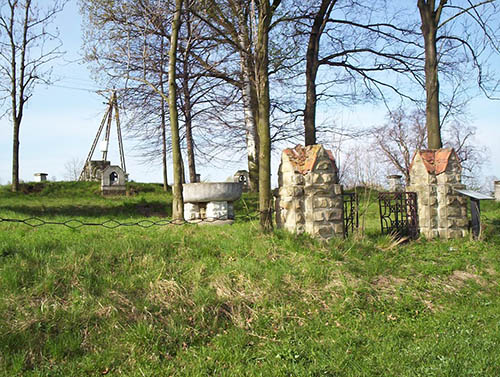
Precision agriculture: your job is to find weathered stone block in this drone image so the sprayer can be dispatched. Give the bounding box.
[279,185,304,197]
[206,201,228,220]
[184,203,200,221]
[282,172,305,186]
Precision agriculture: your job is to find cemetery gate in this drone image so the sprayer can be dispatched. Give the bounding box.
[378,192,419,239]
[343,192,359,237]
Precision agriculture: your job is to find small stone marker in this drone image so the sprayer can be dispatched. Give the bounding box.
[34,173,48,182]
[275,144,343,241]
[387,175,403,192]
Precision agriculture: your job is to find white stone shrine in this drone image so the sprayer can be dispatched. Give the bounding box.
[101,165,127,195]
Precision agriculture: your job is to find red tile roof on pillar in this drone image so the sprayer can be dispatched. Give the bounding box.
[283,144,337,175]
[412,148,458,175]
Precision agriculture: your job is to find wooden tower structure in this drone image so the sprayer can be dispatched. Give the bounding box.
[79,91,126,181]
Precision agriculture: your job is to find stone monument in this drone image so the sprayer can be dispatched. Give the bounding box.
[387,175,403,192]
[495,180,500,202]
[408,149,468,239]
[101,165,127,195]
[275,144,343,241]
[34,173,48,182]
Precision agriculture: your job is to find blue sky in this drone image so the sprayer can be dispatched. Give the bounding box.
[0,2,498,188]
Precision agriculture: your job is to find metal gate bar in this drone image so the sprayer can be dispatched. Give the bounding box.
[343,192,359,237]
[378,192,418,239]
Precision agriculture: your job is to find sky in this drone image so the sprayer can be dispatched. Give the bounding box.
[0,2,498,189]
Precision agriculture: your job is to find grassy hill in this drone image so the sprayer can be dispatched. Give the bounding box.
[1,182,499,376]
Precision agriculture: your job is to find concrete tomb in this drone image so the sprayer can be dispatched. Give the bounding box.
[101,165,127,195]
[408,148,468,239]
[183,182,243,224]
[275,144,344,241]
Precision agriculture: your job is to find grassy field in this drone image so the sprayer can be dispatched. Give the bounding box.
[1,182,500,376]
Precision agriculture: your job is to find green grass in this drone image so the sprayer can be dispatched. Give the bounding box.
[1,182,500,376]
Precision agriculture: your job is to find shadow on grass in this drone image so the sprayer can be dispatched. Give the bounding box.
[1,200,172,218]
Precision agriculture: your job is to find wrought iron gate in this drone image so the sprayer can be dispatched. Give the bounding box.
[343,192,359,237]
[378,192,419,239]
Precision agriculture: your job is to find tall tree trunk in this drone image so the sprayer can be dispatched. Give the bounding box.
[169,0,184,220]
[243,85,260,192]
[255,0,280,231]
[238,13,260,192]
[160,35,168,191]
[304,0,334,146]
[11,118,20,192]
[418,0,445,149]
[160,96,169,191]
[183,81,197,183]
[182,20,197,183]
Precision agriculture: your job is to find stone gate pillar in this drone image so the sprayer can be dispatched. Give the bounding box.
[276,145,344,241]
[407,149,468,239]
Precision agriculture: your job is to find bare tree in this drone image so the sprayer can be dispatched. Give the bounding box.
[417,0,500,149]
[289,0,424,146]
[443,121,488,187]
[64,157,85,181]
[304,0,336,146]
[0,0,66,192]
[340,145,385,189]
[371,108,427,184]
[169,0,184,221]
[372,106,487,186]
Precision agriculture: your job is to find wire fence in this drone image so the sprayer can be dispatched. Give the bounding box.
[0,212,264,230]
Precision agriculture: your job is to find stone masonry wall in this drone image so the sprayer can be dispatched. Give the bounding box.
[276,145,344,241]
[408,149,468,239]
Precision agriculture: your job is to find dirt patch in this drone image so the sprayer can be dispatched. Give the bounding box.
[147,279,193,310]
[429,269,489,293]
[449,270,487,287]
[485,268,497,276]
[371,275,407,299]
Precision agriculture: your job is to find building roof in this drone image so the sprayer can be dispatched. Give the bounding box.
[411,148,458,175]
[283,144,336,174]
